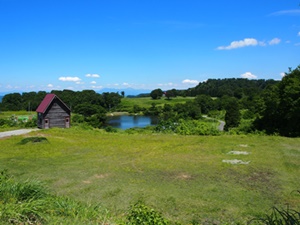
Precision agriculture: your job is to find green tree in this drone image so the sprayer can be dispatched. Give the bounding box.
[1,93,23,111]
[224,98,241,131]
[150,88,163,100]
[277,66,300,136]
[254,66,300,137]
[194,94,214,114]
[102,92,122,110]
[253,85,280,134]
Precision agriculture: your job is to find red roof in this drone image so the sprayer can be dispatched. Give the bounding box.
[36,94,70,113]
[36,94,56,113]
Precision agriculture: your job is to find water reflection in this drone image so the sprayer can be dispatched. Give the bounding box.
[107,115,158,130]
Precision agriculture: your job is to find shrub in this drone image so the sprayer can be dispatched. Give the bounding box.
[126,201,169,225]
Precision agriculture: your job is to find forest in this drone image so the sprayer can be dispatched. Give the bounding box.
[0,66,299,137]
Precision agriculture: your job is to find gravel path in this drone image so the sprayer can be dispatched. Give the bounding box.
[202,115,225,131]
[0,129,39,139]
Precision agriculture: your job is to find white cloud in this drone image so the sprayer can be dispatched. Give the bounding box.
[182,79,199,85]
[86,73,100,78]
[91,85,103,89]
[47,84,53,88]
[269,10,300,16]
[217,38,261,50]
[217,37,283,50]
[158,82,176,87]
[280,72,286,78]
[91,81,96,84]
[269,38,281,45]
[298,32,300,36]
[122,82,130,86]
[59,76,81,82]
[241,72,257,79]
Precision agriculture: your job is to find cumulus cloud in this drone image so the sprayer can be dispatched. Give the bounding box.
[298,32,300,36]
[217,37,283,50]
[217,38,261,50]
[47,84,53,88]
[86,73,100,78]
[182,79,199,85]
[91,81,96,84]
[59,76,81,82]
[241,72,257,79]
[280,72,286,78]
[269,38,281,45]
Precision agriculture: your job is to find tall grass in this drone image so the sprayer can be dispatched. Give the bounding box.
[0,170,111,224]
[250,204,300,225]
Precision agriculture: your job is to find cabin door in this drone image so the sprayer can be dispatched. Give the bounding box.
[65,117,70,128]
[44,119,49,129]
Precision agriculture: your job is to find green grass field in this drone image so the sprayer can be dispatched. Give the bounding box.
[118,96,195,112]
[0,128,299,224]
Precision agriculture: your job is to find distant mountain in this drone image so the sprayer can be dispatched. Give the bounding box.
[97,88,151,96]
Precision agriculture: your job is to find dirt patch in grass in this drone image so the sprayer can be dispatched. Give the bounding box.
[82,174,110,184]
[94,173,110,179]
[176,173,193,180]
[225,168,279,197]
[83,180,92,184]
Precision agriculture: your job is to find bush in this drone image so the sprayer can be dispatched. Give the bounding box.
[126,201,169,225]
[155,119,220,136]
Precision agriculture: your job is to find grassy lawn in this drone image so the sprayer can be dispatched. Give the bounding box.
[0,128,299,224]
[118,96,194,112]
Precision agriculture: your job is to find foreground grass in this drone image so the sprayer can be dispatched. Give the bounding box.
[0,170,112,224]
[0,127,299,224]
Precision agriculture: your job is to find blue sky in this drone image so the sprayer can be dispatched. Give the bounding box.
[0,0,300,93]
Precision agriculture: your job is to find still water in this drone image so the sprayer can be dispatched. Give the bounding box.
[107,115,159,130]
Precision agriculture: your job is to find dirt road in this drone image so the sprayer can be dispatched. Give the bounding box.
[0,129,38,139]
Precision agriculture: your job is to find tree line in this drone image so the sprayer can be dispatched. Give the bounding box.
[0,90,122,112]
[0,66,299,137]
[148,78,279,99]
[147,67,300,137]
[0,90,122,128]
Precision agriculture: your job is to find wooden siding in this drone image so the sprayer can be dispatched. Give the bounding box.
[37,97,70,129]
[43,99,70,128]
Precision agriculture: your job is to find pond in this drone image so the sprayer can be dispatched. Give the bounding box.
[107,115,159,130]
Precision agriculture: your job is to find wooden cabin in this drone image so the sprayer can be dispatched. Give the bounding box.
[36,94,71,129]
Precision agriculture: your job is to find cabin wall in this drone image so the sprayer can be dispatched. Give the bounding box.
[37,113,44,129]
[41,98,70,128]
